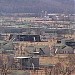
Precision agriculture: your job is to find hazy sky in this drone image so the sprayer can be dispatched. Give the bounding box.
[0,0,74,14]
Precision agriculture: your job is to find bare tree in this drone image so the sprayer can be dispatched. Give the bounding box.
[0,54,14,75]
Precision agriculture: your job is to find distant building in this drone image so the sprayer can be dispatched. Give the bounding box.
[14,57,39,70]
[16,34,41,42]
[51,39,75,54]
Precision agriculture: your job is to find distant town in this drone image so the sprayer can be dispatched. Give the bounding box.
[0,12,75,75]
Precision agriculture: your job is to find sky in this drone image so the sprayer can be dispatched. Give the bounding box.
[0,0,74,14]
